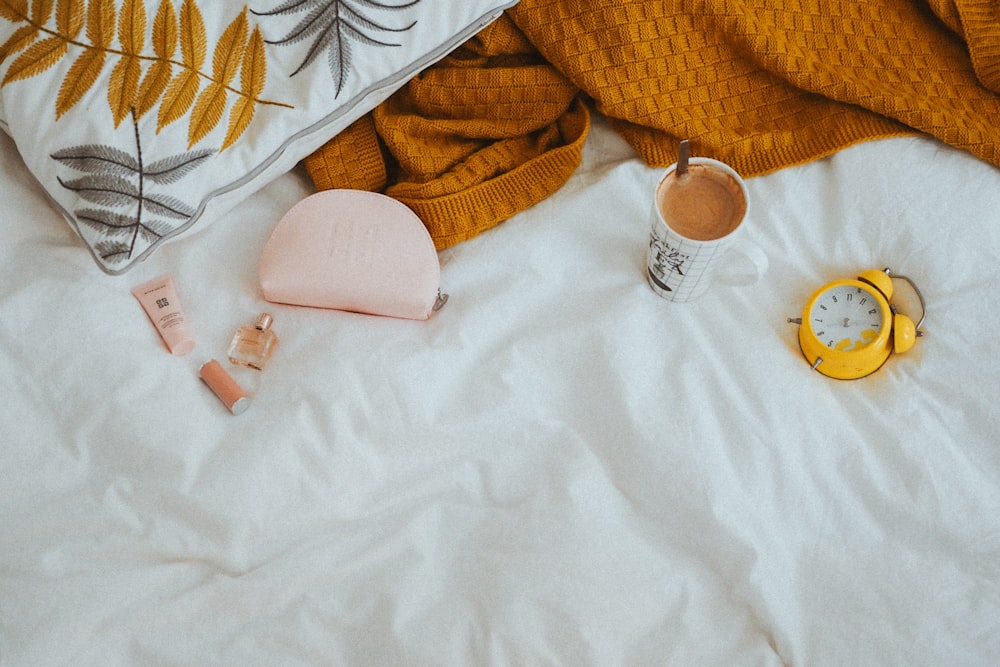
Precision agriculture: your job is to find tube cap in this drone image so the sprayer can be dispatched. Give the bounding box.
[171,333,196,356]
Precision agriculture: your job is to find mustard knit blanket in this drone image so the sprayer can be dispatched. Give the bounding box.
[305,0,1000,250]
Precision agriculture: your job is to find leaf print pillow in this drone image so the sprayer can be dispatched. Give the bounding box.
[0,0,516,274]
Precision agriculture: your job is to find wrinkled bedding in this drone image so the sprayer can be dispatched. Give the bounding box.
[2,115,1000,665]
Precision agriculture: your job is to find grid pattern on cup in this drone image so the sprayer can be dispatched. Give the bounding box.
[647,219,726,302]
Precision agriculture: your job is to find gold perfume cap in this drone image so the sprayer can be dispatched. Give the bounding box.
[255,313,273,331]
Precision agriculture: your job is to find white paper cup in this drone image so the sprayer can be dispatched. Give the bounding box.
[646,156,765,302]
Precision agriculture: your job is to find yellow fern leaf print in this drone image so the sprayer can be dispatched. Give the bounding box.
[135,0,174,117]
[3,36,66,84]
[211,6,245,83]
[222,24,263,150]
[0,0,289,150]
[87,0,116,49]
[108,52,141,126]
[0,0,29,23]
[0,24,37,61]
[189,81,225,146]
[190,6,246,146]
[158,67,198,128]
[55,0,86,39]
[57,47,103,117]
[117,0,146,58]
[176,0,205,71]
[32,0,54,24]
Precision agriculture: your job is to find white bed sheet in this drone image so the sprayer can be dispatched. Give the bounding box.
[2,115,999,666]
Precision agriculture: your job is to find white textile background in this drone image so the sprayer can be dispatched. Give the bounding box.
[1,116,999,666]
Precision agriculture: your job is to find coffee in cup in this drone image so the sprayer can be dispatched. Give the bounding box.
[654,163,746,241]
[646,155,762,302]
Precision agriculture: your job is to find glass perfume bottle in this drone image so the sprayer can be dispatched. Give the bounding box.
[228,313,278,370]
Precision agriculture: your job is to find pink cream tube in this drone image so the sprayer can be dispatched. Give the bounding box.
[131,275,196,356]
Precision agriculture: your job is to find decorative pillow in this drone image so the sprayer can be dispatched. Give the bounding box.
[0,0,516,274]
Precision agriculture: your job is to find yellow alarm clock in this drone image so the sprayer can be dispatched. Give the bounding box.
[790,268,925,379]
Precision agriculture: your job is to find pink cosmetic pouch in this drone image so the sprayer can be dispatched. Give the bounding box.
[259,190,447,320]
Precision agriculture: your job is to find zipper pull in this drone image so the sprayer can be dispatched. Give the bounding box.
[433,289,449,312]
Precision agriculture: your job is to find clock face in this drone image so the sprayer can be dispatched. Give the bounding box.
[808,284,885,352]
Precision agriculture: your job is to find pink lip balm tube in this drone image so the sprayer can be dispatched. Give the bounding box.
[199,359,250,415]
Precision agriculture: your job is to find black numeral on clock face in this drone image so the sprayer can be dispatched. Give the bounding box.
[810,283,885,351]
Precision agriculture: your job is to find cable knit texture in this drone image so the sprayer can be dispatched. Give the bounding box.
[304,0,1000,250]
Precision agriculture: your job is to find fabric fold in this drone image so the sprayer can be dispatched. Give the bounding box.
[305,15,586,249]
[305,0,1000,250]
